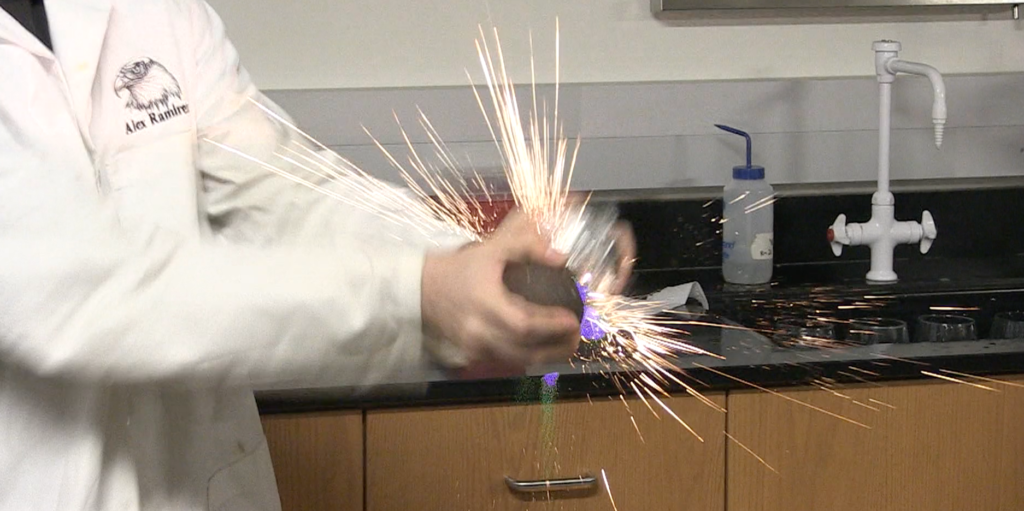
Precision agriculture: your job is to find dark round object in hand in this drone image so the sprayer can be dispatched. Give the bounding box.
[502,262,584,321]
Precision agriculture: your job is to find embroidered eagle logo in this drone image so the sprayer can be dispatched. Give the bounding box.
[114,57,182,111]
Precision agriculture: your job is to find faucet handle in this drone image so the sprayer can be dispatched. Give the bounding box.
[920,210,937,254]
[827,214,850,256]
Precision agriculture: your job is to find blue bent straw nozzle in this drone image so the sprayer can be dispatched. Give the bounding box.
[715,124,752,168]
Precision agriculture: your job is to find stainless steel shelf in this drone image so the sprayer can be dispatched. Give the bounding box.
[652,0,1021,18]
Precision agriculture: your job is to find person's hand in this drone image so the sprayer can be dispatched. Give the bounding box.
[608,220,636,295]
[421,210,582,367]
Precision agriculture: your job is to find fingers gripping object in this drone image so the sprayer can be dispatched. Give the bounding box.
[502,262,585,321]
[501,203,623,321]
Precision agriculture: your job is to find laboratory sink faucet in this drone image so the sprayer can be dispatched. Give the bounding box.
[827,40,941,283]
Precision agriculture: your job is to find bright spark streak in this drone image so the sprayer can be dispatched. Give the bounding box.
[602,469,620,511]
[638,372,669,397]
[852,400,882,412]
[869,398,897,410]
[814,383,853,400]
[660,371,727,413]
[629,416,645,444]
[725,432,779,474]
[921,370,1000,392]
[848,366,882,377]
[874,354,932,366]
[630,381,660,419]
[644,386,704,442]
[937,369,1024,389]
[743,193,778,214]
[728,191,750,205]
[835,370,885,388]
[929,306,981,312]
[618,394,633,413]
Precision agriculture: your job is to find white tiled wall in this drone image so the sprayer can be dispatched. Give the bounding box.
[265,73,1024,192]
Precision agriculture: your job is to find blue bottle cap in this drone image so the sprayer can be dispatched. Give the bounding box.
[733,165,765,180]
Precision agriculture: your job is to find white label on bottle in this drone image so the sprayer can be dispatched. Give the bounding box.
[751,233,773,260]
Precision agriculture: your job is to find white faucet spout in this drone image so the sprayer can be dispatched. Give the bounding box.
[886,59,947,148]
[828,41,943,283]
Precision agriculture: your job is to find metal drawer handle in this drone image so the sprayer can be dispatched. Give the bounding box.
[504,474,598,493]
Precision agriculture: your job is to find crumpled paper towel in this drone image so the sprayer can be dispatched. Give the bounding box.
[644,282,709,311]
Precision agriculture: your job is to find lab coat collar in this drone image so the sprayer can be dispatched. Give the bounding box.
[0,4,53,58]
[0,0,112,54]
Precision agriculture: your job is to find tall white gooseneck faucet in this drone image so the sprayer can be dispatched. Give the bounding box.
[827,40,941,283]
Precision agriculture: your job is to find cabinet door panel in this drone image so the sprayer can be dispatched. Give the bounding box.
[262,412,363,511]
[366,395,725,511]
[727,376,1024,511]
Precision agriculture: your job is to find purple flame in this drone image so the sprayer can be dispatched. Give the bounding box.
[576,281,606,340]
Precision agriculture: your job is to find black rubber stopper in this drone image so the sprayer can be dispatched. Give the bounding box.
[502,262,585,321]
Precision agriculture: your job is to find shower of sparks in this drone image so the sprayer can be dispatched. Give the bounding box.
[601,469,620,511]
[367,110,496,238]
[921,370,1000,392]
[694,362,872,429]
[201,21,736,436]
[725,432,779,474]
[199,18,1006,457]
[467,23,580,243]
[462,23,739,433]
[202,99,484,245]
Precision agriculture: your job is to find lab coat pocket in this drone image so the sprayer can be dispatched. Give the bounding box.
[207,439,282,511]
[106,129,201,236]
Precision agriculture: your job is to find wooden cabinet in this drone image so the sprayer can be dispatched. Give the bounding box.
[364,395,726,511]
[259,374,1024,510]
[262,411,364,511]
[726,376,1024,511]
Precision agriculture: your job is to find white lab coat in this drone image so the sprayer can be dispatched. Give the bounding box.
[0,0,462,509]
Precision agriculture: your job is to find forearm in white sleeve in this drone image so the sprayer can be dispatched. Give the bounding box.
[188,0,472,376]
[0,204,428,387]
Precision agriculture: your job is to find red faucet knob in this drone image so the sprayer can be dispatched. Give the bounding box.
[828,214,849,256]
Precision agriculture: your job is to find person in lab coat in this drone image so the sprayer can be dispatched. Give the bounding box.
[0,0,636,510]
